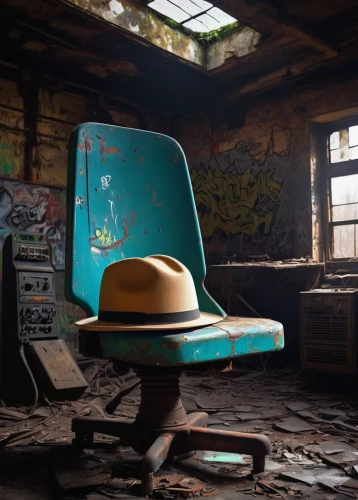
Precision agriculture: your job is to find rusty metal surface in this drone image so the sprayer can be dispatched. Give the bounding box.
[72,412,271,495]
[85,316,284,366]
[136,371,188,429]
[27,339,88,396]
[72,369,272,495]
[172,426,271,471]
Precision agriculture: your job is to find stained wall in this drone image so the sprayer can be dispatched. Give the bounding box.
[173,72,358,263]
[0,62,167,349]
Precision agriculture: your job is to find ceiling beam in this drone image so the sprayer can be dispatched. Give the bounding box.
[215,0,338,57]
[171,44,358,121]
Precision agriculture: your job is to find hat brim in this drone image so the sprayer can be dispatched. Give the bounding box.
[76,312,224,331]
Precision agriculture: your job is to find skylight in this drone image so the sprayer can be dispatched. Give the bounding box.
[147,0,238,34]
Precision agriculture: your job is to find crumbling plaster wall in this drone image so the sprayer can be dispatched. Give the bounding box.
[173,74,358,264]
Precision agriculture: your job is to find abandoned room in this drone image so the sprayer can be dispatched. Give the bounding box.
[1,0,358,498]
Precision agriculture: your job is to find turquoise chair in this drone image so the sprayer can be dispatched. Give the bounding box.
[65,123,284,494]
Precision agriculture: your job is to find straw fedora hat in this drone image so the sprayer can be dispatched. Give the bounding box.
[76,255,223,331]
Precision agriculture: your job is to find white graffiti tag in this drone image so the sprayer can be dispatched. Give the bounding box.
[101,175,111,190]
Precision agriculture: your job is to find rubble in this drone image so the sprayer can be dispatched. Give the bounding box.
[1,365,358,499]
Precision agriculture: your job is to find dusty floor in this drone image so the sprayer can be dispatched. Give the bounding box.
[1,364,358,500]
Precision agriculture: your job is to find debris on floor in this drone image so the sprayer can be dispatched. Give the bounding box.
[2,365,358,499]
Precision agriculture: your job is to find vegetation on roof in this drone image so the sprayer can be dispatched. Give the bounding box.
[164,18,240,44]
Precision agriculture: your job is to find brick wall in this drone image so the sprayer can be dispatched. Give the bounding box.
[173,73,358,264]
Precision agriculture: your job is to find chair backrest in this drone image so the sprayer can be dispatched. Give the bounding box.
[65,123,225,318]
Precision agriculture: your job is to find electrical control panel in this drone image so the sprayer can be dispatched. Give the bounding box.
[1,234,88,404]
[2,235,58,341]
[17,244,49,261]
[18,272,56,338]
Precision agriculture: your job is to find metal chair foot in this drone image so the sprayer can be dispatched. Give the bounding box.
[167,451,195,463]
[142,472,154,495]
[72,431,94,449]
[142,433,176,494]
[253,455,265,474]
[173,426,271,473]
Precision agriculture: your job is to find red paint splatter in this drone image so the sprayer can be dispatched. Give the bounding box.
[99,136,120,155]
[123,211,136,228]
[77,135,92,153]
[90,231,129,254]
[84,137,92,152]
[99,136,105,155]
[106,147,120,154]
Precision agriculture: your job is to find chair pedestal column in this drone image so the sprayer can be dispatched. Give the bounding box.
[72,370,271,494]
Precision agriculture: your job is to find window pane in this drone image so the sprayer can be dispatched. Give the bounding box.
[148,0,191,22]
[205,7,237,26]
[330,148,349,163]
[333,224,358,258]
[329,128,349,163]
[350,145,358,160]
[331,174,358,205]
[171,0,207,16]
[330,131,340,150]
[183,17,211,31]
[190,0,212,9]
[332,203,358,222]
[195,12,222,30]
[349,125,358,148]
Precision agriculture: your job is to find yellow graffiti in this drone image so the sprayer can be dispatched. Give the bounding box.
[98,225,116,247]
[191,167,282,239]
[0,137,21,177]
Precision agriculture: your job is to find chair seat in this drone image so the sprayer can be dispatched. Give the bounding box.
[79,316,284,366]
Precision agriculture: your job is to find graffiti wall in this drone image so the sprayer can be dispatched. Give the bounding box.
[0,179,85,346]
[0,179,66,269]
[190,126,294,261]
[0,133,24,179]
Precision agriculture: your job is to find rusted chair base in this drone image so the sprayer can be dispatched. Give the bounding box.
[72,371,271,494]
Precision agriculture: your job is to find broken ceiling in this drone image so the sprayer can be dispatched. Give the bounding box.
[1,0,358,119]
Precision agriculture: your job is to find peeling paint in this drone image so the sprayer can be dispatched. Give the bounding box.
[77,135,92,153]
[99,135,121,155]
[163,341,181,350]
[207,27,261,71]
[109,0,124,16]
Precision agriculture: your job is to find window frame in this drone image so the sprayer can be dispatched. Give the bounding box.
[318,117,358,261]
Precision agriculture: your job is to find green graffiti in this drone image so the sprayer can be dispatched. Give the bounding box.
[0,137,21,177]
